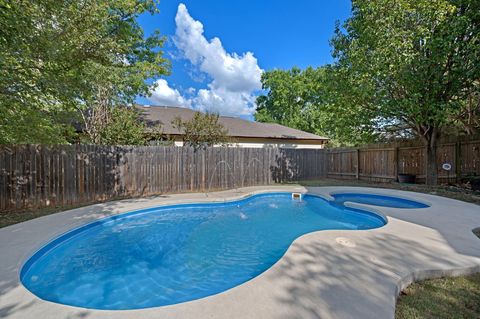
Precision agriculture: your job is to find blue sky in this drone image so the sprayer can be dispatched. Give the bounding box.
[137,1,351,118]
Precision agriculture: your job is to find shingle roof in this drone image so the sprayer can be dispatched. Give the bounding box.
[137,105,329,141]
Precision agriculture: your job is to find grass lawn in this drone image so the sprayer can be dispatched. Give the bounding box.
[395,273,480,319]
[395,206,480,319]
[0,205,84,228]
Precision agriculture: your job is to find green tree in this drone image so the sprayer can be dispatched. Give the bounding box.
[320,65,381,145]
[98,107,154,146]
[255,67,378,146]
[255,67,325,134]
[172,112,229,150]
[80,104,162,145]
[330,0,480,184]
[0,0,169,144]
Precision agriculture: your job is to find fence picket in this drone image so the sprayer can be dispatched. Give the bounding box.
[3,139,478,213]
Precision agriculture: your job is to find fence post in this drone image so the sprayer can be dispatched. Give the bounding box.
[356,149,360,180]
[394,146,399,182]
[455,141,461,182]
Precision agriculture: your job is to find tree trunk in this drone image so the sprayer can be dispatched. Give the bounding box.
[425,135,438,186]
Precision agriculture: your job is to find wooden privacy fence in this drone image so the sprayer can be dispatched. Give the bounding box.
[327,140,480,183]
[0,145,327,212]
[2,140,479,212]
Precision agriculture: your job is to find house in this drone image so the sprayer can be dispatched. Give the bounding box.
[138,105,329,149]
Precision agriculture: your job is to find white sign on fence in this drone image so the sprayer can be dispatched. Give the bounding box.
[442,163,452,171]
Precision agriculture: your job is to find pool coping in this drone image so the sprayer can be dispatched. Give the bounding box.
[1,185,479,319]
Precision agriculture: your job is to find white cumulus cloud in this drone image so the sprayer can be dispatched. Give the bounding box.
[148,4,263,116]
[193,88,257,116]
[149,79,191,107]
[174,4,262,93]
[166,3,262,115]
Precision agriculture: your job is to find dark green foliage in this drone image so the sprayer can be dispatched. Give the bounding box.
[255,67,379,146]
[330,0,480,183]
[255,67,325,135]
[257,0,480,181]
[0,0,169,144]
[84,107,152,146]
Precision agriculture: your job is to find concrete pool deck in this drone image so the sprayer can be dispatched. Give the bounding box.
[0,185,479,319]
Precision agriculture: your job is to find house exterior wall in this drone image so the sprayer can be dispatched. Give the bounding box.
[172,137,326,149]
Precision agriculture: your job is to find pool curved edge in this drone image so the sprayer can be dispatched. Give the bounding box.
[18,191,388,310]
[341,201,389,222]
[3,185,480,319]
[329,191,432,208]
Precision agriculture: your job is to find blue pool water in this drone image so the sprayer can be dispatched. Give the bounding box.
[21,193,386,310]
[332,193,429,209]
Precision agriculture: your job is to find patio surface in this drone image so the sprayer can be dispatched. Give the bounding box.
[0,185,479,319]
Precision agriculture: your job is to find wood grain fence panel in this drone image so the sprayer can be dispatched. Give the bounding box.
[460,141,480,176]
[1,145,326,212]
[5,147,13,209]
[327,149,356,178]
[398,146,425,177]
[356,148,396,181]
[326,139,480,182]
[4,147,12,208]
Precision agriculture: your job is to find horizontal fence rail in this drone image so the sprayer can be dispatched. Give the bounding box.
[0,145,327,212]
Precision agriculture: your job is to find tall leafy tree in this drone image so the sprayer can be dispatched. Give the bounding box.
[255,67,379,145]
[255,67,325,134]
[320,65,382,145]
[0,0,169,144]
[331,0,480,184]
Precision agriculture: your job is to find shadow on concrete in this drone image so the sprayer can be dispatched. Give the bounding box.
[267,230,479,319]
[0,185,479,318]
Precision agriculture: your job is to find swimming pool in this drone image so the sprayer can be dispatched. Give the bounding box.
[21,193,386,310]
[332,193,430,209]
